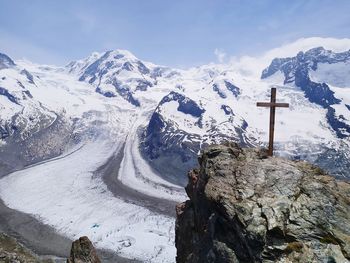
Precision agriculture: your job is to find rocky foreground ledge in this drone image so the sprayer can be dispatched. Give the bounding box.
[0,234,101,263]
[175,143,350,263]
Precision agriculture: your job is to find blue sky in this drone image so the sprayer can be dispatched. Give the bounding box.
[0,0,349,67]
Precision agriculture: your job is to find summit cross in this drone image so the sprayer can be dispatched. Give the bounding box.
[257,87,289,157]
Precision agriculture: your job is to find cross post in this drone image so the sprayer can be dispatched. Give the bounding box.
[257,88,289,156]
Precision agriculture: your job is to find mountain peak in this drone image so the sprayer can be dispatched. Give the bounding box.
[66,48,142,75]
[105,49,138,60]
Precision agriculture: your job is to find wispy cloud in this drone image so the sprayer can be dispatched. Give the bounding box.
[214,48,227,63]
[74,11,97,35]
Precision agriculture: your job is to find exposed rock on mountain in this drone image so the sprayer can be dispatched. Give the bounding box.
[67,236,101,263]
[0,53,15,70]
[141,91,207,184]
[141,89,252,185]
[175,143,350,262]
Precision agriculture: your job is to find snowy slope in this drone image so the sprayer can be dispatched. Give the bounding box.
[0,37,350,262]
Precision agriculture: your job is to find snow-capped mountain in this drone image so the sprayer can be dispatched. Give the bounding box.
[262,47,350,137]
[0,54,74,174]
[261,46,350,176]
[1,41,350,180]
[141,46,350,182]
[0,37,350,262]
[67,49,178,106]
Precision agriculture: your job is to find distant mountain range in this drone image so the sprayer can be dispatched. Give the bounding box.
[1,37,350,182]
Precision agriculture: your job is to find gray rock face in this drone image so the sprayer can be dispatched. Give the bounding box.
[175,143,350,263]
[67,236,101,263]
[0,53,15,70]
[0,114,75,177]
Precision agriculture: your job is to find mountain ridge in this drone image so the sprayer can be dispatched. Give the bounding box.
[1,38,350,181]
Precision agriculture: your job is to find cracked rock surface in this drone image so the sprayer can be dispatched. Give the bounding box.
[175,143,350,263]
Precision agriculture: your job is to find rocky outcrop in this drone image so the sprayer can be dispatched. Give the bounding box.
[0,232,53,263]
[175,143,350,262]
[0,233,102,263]
[67,236,101,263]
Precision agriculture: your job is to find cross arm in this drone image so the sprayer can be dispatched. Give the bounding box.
[256,102,289,108]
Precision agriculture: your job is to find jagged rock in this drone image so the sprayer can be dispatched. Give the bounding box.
[67,236,101,263]
[175,143,350,263]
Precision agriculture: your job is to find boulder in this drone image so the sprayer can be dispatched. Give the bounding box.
[175,143,350,262]
[67,236,101,263]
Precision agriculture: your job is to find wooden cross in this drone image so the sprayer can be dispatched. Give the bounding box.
[257,88,289,156]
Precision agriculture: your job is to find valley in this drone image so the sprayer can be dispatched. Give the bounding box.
[0,37,350,262]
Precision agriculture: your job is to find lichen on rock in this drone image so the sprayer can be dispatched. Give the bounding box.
[175,143,350,262]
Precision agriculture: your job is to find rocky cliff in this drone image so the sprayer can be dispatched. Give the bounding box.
[175,143,350,263]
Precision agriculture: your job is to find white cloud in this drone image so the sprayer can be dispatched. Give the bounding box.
[214,48,227,63]
[227,37,350,78]
[263,37,350,61]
